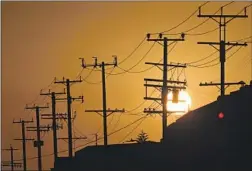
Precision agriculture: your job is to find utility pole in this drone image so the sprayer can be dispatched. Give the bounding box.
[13,119,34,171]
[54,77,83,158]
[92,133,98,146]
[25,105,49,171]
[2,145,22,171]
[40,89,66,161]
[145,33,185,141]
[198,6,248,97]
[80,56,125,146]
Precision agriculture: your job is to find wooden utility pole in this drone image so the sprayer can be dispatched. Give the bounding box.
[25,105,49,171]
[54,77,83,158]
[93,133,98,146]
[145,33,185,141]
[2,145,22,171]
[198,6,248,96]
[80,56,125,146]
[40,89,65,161]
[13,119,34,171]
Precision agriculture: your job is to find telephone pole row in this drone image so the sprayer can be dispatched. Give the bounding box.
[81,56,125,146]
[54,77,83,158]
[13,119,34,171]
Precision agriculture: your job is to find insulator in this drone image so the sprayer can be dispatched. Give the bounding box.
[146,33,150,39]
[159,33,163,38]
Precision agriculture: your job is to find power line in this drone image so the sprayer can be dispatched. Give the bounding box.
[110,41,178,75]
[119,116,147,143]
[189,45,244,68]
[83,67,115,84]
[185,27,219,36]
[231,36,252,42]
[186,50,219,64]
[118,37,146,65]
[151,1,210,35]
[164,2,234,36]
[110,42,156,75]
[189,56,219,67]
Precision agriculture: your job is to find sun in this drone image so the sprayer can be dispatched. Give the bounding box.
[167,90,192,115]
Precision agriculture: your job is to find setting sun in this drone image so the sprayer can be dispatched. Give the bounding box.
[167,90,192,115]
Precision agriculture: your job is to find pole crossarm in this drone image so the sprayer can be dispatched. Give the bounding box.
[41,113,68,120]
[2,148,19,151]
[54,77,82,84]
[198,14,248,18]
[85,109,125,117]
[40,90,66,96]
[145,62,187,68]
[57,137,87,140]
[26,126,51,132]
[13,138,34,141]
[200,81,246,90]
[144,97,186,103]
[25,105,49,110]
[200,81,246,86]
[147,32,185,41]
[144,84,186,90]
[198,41,247,46]
[144,78,187,85]
[143,109,185,114]
[1,162,22,168]
[13,118,34,124]
[80,56,118,69]
[198,6,248,19]
[72,96,84,102]
[51,96,84,103]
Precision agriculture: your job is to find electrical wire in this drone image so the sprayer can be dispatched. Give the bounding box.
[83,67,115,84]
[188,46,244,68]
[107,112,116,127]
[118,37,146,65]
[226,46,244,61]
[110,42,156,75]
[151,1,210,35]
[110,41,178,75]
[125,89,157,113]
[186,50,219,64]
[109,112,123,133]
[118,116,147,143]
[185,27,219,36]
[231,36,252,42]
[188,56,219,67]
[164,2,234,36]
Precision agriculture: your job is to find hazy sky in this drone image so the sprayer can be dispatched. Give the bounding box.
[2,1,252,170]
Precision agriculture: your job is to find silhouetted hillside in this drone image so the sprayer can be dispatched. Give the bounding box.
[52,84,252,171]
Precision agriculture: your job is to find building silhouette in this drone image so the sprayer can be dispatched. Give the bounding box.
[52,83,252,171]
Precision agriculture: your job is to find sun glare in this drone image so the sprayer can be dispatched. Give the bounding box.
[167,90,192,115]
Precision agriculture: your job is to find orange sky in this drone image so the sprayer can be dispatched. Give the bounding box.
[2,1,252,170]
